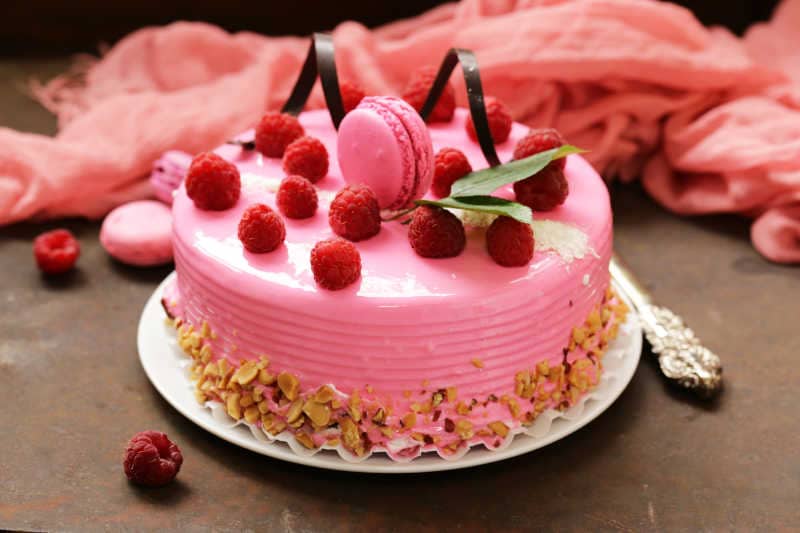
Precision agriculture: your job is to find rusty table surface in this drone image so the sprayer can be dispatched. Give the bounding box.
[1,59,798,532]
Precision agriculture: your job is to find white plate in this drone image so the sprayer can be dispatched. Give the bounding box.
[138,273,642,474]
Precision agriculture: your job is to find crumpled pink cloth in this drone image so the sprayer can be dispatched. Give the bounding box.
[1,0,799,263]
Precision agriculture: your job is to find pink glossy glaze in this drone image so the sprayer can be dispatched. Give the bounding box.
[169,108,612,399]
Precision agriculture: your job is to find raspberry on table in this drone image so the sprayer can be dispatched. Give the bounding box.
[328,184,381,242]
[513,164,569,211]
[185,152,241,211]
[282,136,329,183]
[238,204,286,253]
[123,431,183,487]
[401,66,455,123]
[310,237,362,290]
[486,216,535,267]
[33,229,80,274]
[466,96,512,145]
[276,175,318,219]
[340,80,366,114]
[431,148,472,198]
[255,112,304,158]
[408,205,466,258]
[513,128,567,171]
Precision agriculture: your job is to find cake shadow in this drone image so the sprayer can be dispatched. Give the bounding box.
[142,360,648,511]
[126,478,193,506]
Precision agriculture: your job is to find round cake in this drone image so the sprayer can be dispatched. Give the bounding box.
[162,106,628,460]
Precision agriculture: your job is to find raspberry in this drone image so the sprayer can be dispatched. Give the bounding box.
[310,238,361,290]
[185,152,241,211]
[340,80,366,114]
[255,112,304,158]
[513,164,569,211]
[33,229,80,274]
[123,431,183,487]
[513,128,566,171]
[466,96,512,144]
[276,175,318,219]
[328,184,381,242]
[401,66,455,123]
[237,204,286,253]
[486,216,534,267]
[408,205,466,258]
[431,148,472,198]
[282,136,329,183]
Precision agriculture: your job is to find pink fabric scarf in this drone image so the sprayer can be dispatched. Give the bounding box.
[2,0,799,262]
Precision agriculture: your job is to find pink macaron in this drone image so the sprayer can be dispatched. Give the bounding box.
[150,151,192,205]
[100,200,173,267]
[337,96,434,210]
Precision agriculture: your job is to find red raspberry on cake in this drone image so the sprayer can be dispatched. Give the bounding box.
[513,164,569,212]
[328,184,381,242]
[466,96,512,145]
[123,430,183,487]
[513,128,567,171]
[282,136,329,183]
[432,148,472,198]
[340,80,366,114]
[33,229,80,274]
[255,112,304,158]
[276,175,318,219]
[486,216,534,267]
[185,152,241,211]
[310,237,361,290]
[408,205,466,258]
[401,66,455,123]
[238,204,286,253]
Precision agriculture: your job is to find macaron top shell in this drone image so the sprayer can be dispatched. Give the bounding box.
[337,96,434,210]
[100,200,174,267]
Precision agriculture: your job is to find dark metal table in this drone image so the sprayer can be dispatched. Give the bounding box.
[1,59,798,532]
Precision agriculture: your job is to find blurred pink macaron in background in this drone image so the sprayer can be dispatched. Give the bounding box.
[337,96,434,210]
[100,200,173,267]
[150,151,192,205]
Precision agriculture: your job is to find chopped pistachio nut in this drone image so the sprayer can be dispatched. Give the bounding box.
[257,368,275,385]
[372,408,386,425]
[455,419,474,440]
[348,390,362,422]
[295,432,316,449]
[244,406,260,424]
[239,393,255,408]
[277,371,300,400]
[488,421,510,437]
[446,387,457,403]
[286,399,304,424]
[226,393,242,420]
[340,416,365,456]
[303,400,332,427]
[257,399,271,414]
[234,361,259,386]
[314,385,336,404]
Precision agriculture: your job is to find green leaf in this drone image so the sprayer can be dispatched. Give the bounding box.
[450,145,585,197]
[416,196,533,224]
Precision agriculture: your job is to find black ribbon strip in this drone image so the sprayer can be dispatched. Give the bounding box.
[281,32,345,129]
[419,48,501,167]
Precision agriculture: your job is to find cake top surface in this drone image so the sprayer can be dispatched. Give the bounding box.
[172,108,611,308]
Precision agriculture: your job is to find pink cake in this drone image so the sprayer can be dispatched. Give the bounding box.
[162,107,628,460]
